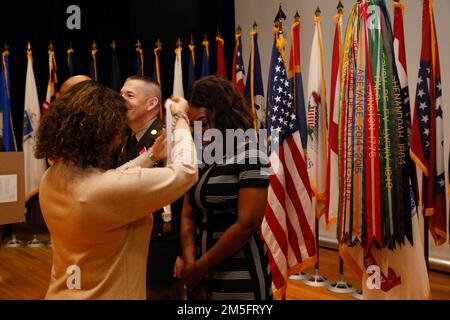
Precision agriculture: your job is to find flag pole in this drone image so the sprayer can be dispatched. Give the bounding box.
[303,6,329,288]
[91,41,98,81]
[304,217,329,287]
[286,10,309,282]
[2,43,23,248]
[67,41,74,77]
[326,0,355,294]
[424,213,429,270]
[25,42,46,248]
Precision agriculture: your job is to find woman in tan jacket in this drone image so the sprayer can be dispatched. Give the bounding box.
[35,80,197,299]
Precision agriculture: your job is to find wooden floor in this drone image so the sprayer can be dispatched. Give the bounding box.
[0,234,449,300]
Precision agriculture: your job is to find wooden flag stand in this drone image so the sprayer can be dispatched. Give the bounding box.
[4,225,23,247]
[352,289,363,300]
[289,271,309,281]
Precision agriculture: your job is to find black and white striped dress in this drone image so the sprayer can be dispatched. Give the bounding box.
[187,142,272,300]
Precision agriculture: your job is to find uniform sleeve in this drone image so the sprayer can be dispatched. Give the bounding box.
[86,128,198,229]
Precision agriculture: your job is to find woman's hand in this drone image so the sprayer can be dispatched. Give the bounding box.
[173,256,184,279]
[167,96,189,114]
[188,278,209,300]
[151,130,167,163]
[183,261,206,290]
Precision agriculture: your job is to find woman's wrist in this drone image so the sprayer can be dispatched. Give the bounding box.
[195,258,208,277]
[146,147,160,166]
[172,111,189,127]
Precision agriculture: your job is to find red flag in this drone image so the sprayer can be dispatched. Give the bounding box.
[231,29,245,95]
[216,35,227,78]
[411,0,447,245]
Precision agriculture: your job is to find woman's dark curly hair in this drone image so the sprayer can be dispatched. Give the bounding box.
[187,75,255,133]
[35,80,128,170]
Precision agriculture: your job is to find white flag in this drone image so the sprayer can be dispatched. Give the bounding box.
[173,47,184,98]
[23,47,46,200]
[307,15,328,218]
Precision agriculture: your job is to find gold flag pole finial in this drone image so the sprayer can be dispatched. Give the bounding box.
[294,11,300,21]
[4,42,9,52]
[203,33,208,42]
[48,42,54,51]
[274,3,287,22]
[274,3,286,33]
[27,41,31,51]
[176,38,182,48]
[156,39,162,50]
[91,41,97,50]
[190,34,194,46]
[337,1,344,11]
[69,40,73,50]
[252,21,258,33]
[217,27,221,37]
[136,39,142,48]
[315,6,321,17]
[236,24,242,34]
[111,40,117,49]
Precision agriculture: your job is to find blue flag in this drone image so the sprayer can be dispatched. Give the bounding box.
[244,32,265,130]
[187,43,196,92]
[201,39,210,77]
[1,50,16,151]
[136,43,144,76]
[111,42,120,91]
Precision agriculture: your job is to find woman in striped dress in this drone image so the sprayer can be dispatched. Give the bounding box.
[181,76,272,300]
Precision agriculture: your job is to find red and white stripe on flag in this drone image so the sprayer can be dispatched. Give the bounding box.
[262,132,316,299]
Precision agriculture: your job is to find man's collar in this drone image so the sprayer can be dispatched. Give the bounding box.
[135,117,157,141]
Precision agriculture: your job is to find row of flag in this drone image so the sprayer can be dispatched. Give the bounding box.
[169,27,267,135]
[0,27,265,201]
[0,44,47,201]
[260,0,446,299]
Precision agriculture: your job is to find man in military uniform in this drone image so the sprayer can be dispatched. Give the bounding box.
[119,75,184,299]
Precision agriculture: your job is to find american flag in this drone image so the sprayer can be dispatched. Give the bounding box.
[412,60,446,244]
[261,38,316,297]
[414,61,434,161]
[411,0,446,246]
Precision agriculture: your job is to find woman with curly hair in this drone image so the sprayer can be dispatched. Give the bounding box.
[36,80,197,299]
[181,76,272,300]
